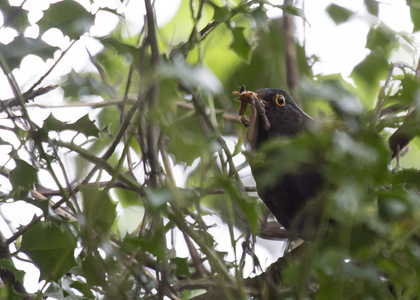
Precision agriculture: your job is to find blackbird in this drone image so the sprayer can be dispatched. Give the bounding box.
[235,87,323,237]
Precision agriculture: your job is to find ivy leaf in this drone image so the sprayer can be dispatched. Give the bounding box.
[9,159,38,199]
[326,4,353,25]
[20,221,77,281]
[38,0,94,39]
[1,35,59,70]
[229,27,253,63]
[43,113,100,137]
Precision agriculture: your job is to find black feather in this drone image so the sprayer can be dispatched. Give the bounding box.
[250,89,322,237]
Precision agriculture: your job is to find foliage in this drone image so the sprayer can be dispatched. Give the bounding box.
[0,0,419,299]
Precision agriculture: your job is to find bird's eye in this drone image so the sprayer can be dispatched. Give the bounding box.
[275,94,286,107]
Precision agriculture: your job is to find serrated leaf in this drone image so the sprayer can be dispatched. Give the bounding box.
[9,159,38,198]
[20,221,77,281]
[326,4,353,25]
[81,186,116,236]
[229,27,253,63]
[43,113,100,137]
[70,114,100,137]
[1,35,59,70]
[61,71,117,100]
[38,0,94,39]
[0,4,30,33]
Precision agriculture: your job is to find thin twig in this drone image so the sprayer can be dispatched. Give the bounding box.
[183,232,208,278]
[371,62,413,129]
[27,40,76,94]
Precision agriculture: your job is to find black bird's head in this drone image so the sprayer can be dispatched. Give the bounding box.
[253,88,314,148]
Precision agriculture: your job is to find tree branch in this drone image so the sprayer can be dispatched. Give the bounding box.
[283,0,299,98]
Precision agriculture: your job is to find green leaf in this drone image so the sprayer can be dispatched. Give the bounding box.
[0,259,25,283]
[229,27,253,63]
[0,286,24,300]
[281,5,306,19]
[391,169,420,188]
[161,58,222,94]
[378,197,408,222]
[366,25,397,52]
[351,50,389,91]
[9,159,38,198]
[170,257,190,277]
[61,71,117,100]
[1,35,59,70]
[326,4,354,25]
[100,36,140,68]
[70,279,95,299]
[37,0,94,39]
[364,0,379,16]
[113,188,140,207]
[0,4,30,33]
[43,113,100,137]
[144,185,173,213]
[20,221,77,281]
[81,186,116,236]
[208,2,231,21]
[81,254,106,286]
[409,0,420,32]
[388,75,420,105]
[164,116,217,166]
[44,282,64,299]
[70,114,100,137]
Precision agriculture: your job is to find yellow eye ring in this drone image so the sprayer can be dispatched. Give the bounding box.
[275,94,286,107]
